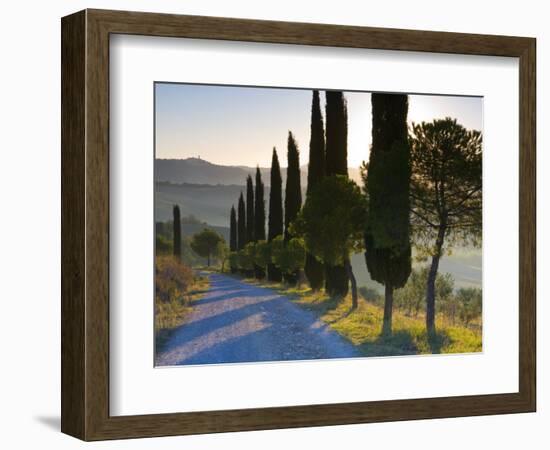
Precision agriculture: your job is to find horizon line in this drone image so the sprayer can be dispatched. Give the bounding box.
[155,156,364,170]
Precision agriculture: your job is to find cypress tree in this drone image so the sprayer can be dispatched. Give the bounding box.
[173,205,181,259]
[254,167,266,241]
[230,205,237,251]
[237,192,246,251]
[364,93,412,335]
[284,131,302,241]
[324,91,349,296]
[246,175,255,244]
[254,167,266,278]
[284,132,302,284]
[267,148,283,282]
[229,205,237,273]
[325,91,348,176]
[304,90,326,290]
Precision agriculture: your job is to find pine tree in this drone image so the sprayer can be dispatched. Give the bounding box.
[284,131,302,241]
[172,204,181,259]
[246,175,255,244]
[324,91,349,296]
[364,93,412,335]
[229,205,237,273]
[409,118,482,335]
[190,228,224,267]
[254,167,266,278]
[237,192,246,251]
[267,148,283,282]
[304,90,326,290]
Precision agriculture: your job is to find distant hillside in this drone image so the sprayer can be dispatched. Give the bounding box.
[156,181,245,226]
[155,158,362,187]
[156,158,254,186]
[351,251,482,291]
[155,181,306,227]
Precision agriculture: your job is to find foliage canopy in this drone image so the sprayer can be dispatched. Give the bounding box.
[293,175,366,267]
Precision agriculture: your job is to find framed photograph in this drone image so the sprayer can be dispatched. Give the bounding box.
[61,9,536,441]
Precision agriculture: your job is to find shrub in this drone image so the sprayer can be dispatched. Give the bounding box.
[155,255,194,304]
[271,236,306,276]
[394,266,454,317]
[358,286,383,306]
[456,287,482,326]
[253,240,271,269]
[237,245,255,272]
[156,234,172,255]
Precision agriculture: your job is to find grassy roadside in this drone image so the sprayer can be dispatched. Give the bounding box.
[240,275,481,357]
[155,268,210,352]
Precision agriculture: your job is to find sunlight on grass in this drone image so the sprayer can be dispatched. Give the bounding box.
[155,269,209,353]
[277,285,482,357]
[217,273,481,357]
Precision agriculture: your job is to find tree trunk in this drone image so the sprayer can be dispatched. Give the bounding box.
[297,269,307,289]
[426,224,446,335]
[207,252,210,267]
[304,252,324,291]
[254,264,265,280]
[267,263,282,282]
[343,256,358,309]
[325,265,349,297]
[382,283,393,335]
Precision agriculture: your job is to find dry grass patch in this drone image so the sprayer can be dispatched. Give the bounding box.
[155,256,209,353]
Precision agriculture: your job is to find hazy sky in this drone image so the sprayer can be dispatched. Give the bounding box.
[155,83,482,168]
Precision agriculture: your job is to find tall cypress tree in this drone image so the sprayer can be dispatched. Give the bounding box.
[237,192,246,251]
[230,205,237,251]
[284,131,302,241]
[254,167,266,279]
[267,148,283,282]
[173,204,181,259]
[364,93,412,335]
[304,90,326,290]
[283,132,302,284]
[325,91,348,176]
[229,205,237,273]
[324,91,349,296]
[254,167,266,242]
[246,175,255,244]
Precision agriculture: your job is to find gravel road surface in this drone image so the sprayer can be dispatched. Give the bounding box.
[156,273,359,366]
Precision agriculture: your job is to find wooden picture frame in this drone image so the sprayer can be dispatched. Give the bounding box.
[61,9,536,441]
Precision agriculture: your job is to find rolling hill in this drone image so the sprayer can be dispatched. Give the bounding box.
[156,181,245,226]
[155,157,363,187]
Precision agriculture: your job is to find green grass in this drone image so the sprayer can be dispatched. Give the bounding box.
[155,276,209,353]
[254,282,482,357]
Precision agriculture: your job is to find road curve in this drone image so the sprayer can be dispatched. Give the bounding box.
[155,273,359,366]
